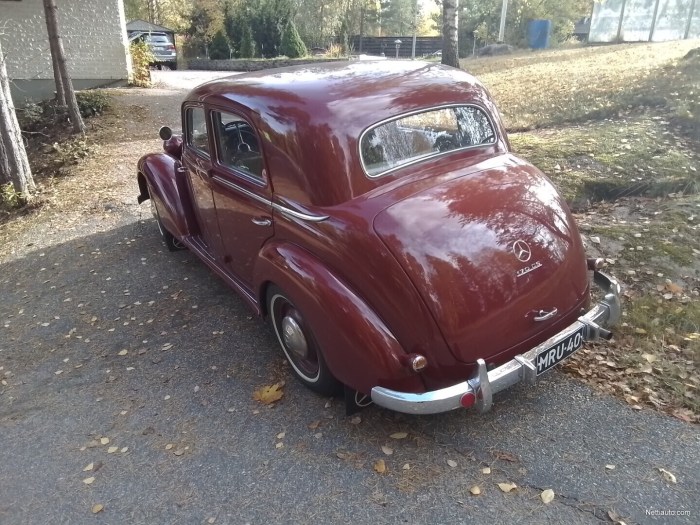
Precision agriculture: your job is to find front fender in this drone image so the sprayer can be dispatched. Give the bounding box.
[254,242,426,395]
[137,153,194,240]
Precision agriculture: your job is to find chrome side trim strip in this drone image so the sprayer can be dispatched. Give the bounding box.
[211,175,328,222]
[211,175,272,207]
[271,203,329,222]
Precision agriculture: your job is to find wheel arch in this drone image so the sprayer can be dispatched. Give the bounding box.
[254,241,425,395]
[137,153,196,241]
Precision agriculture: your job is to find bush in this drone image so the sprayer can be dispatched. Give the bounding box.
[0,183,25,209]
[130,41,153,87]
[280,21,307,59]
[75,90,110,117]
[17,102,44,130]
[209,30,231,60]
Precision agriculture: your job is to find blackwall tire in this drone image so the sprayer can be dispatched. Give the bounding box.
[148,188,184,252]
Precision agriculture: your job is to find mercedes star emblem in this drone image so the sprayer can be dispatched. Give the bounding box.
[513,240,532,262]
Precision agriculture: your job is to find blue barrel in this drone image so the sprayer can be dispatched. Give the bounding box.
[527,19,552,49]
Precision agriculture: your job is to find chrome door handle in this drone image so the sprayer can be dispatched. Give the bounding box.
[533,308,558,322]
[251,217,272,227]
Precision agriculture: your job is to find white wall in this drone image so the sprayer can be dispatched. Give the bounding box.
[0,0,132,101]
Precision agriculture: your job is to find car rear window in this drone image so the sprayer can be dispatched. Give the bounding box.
[360,105,496,177]
[145,35,170,44]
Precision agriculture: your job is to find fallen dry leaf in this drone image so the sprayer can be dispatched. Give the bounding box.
[469,485,481,495]
[117,349,128,356]
[91,503,104,514]
[381,445,394,456]
[308,420,320,430]
[658,467,677,484]
[447,459,457,468]
[276,432,286,439]
[253,383,284,405]
[402,463,410,470]
[390,432,408,439]
[83,463,94,472]
[100,437,109,445]
[349,416,362,425]
[497,482,517,493]
[606,464,616,470]
[482,467,491,474]
[540,489,555,504]
[666,282,683,294]
[82,477,95,485]
[107,446,118,454]
[492,450,518,462]
[373,459,387,474]
[165,444,173,450]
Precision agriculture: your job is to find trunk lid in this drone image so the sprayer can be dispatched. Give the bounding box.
[373,159,589,364]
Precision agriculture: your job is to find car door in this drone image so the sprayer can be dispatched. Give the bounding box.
[208,108,274,292]
[181,105,223,257]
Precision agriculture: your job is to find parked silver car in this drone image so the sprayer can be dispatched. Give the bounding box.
[129,31,177,70]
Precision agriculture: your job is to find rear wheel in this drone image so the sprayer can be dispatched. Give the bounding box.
[149,189,184,251]
[267,285,340,396]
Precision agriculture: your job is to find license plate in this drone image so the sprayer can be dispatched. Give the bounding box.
[535,326,585,375]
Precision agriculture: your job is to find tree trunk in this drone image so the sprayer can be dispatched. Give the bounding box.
[49,38,66,105]
[43,0,85,134]
[0,39,35,196]
[442,0,459,68]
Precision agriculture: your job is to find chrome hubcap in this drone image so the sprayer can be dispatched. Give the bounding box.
[281,315,308,359]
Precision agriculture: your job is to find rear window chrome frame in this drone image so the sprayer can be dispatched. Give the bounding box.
[359,103,498,179]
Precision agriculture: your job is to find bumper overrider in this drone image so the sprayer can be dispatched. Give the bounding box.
[371,271,622,414]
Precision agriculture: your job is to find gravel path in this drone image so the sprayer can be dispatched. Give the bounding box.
[1,72,698,525]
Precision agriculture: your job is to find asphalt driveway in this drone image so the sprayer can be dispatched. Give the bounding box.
[0,71,698,525]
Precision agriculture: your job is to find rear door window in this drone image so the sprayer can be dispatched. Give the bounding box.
[212,111,264,180]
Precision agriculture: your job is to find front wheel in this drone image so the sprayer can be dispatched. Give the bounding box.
[267,285,341,396]
[149,189,184,251]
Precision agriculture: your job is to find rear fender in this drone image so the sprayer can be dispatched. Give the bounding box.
[137,153,195,239]
[255,242,425,395]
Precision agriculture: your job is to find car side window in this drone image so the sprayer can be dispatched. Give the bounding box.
[186,107,210,156]
[212,111,263,179]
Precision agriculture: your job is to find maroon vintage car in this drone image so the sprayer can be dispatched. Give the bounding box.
[136,61,621,414]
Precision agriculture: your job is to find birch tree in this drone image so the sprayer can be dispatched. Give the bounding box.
[442,0,459,68]
[43,0,85,134]
[0,38,35,197]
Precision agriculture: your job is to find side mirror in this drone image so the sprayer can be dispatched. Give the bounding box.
[159,126,173,140]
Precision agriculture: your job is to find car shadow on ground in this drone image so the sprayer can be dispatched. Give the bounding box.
[1,218,697,524]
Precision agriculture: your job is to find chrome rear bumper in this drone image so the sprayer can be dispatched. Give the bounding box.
[371,271,621,415]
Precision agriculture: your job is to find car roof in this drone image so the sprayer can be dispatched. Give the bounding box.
[185,61,502,207]
[188,60,488,135]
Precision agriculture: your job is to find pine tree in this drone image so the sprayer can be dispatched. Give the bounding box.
[209,30,231,59]
[280,20,307,59]
[239,24,256,58]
